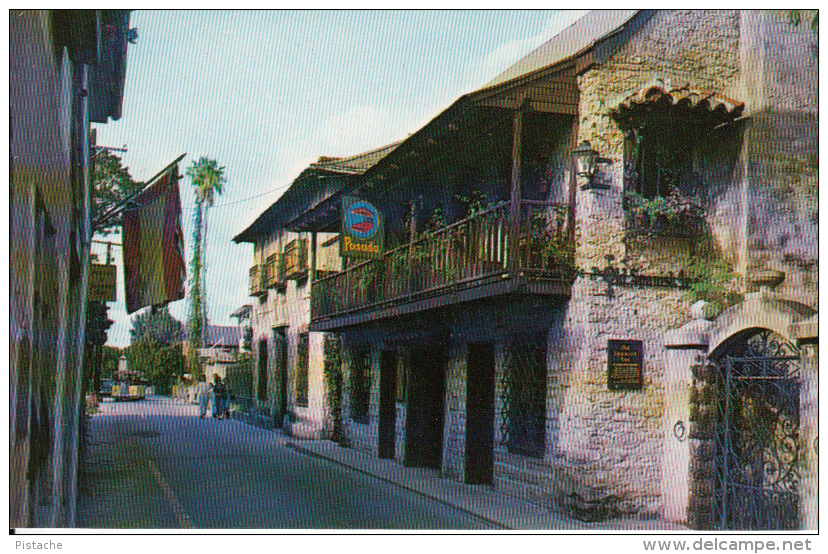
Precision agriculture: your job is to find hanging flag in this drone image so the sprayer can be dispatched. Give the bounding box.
[122,165,186,313]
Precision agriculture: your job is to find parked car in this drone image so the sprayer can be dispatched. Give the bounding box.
[99,378,114,397]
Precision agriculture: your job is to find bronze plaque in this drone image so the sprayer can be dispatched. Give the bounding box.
[607,339,643,390]
[89,263,117,302]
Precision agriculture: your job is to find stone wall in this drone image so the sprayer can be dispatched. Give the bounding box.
[738,11,818,307]
[558,8,818,521]
[249,230,331,437]
[553,276,689,518]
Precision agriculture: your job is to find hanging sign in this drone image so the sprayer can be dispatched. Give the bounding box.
[89,263,117,302]
[607,339,643,390]
[341,196,384,259]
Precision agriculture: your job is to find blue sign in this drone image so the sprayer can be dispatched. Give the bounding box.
[341,197,383,259]
[344,200,379,239]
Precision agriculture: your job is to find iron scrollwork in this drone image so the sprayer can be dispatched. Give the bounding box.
[713,329,801,531]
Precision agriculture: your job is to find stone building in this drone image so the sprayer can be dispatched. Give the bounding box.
[289,10,817,530]
[233,144,398,437]
[10,10,134,527]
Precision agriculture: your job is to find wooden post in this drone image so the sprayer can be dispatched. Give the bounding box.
[568,115,579,247]
[310,231,317,283]
[407,200,417,297]
[508,101,525,274]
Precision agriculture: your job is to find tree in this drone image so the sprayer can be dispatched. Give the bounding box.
[125,341,183,396]
[92,150,144,235]
[185,157,226,377]
[127,308,185,395]
[101,346,122,379]
[788,10,818,32]
[129,306,183,346]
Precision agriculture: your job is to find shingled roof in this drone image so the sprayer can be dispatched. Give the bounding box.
[309,141,401,175]
[483,10,640,89]
[233,141,400,242]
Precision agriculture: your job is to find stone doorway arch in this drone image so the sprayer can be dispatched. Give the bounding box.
[662,274,817,530]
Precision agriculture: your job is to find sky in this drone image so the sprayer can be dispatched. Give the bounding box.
[93,10,588,347]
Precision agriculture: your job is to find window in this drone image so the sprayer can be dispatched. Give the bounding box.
[613,85,743,201]
[624,126,699,200]
[295,333,309,407]
[501,340,547,458]
[350,348,372,423]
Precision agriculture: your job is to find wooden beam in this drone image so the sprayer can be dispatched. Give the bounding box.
[508,101,524,275]
[476,96,578,115]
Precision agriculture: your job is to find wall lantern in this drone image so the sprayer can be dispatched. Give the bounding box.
[572,140,611,190]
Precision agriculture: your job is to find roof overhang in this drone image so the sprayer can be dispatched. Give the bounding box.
[284,12,660,235]
[610,81,746,131]
[87,10,132,123]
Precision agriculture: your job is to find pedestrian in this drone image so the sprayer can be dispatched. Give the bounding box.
[194,374,210,419]
[212,374,228,419]
[224,379,234,419]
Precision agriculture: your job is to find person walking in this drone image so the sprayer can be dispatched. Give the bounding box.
[212,374,228,419]
[194,374,211,419]
[223,378,233,419]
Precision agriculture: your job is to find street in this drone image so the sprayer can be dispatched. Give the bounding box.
[76,395,496,529]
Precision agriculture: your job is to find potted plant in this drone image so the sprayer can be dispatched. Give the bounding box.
[624,191,650,229]
[647,195,673,231]
[665,187,705,235]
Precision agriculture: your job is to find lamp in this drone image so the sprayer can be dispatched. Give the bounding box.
[572,140,611,190]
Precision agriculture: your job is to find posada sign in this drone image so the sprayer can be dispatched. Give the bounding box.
[341,197,384,259]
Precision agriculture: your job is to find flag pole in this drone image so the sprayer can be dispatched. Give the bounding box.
[93,153,187,231]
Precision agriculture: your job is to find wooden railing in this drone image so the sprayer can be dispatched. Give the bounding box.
[311,200,573,322]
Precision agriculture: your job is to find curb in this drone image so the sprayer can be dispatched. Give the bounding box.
[284,440,511,530]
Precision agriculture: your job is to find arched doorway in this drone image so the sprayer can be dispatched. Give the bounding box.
[710,328,800,530]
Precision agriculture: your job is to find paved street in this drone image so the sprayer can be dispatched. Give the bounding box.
[77,395,496,529]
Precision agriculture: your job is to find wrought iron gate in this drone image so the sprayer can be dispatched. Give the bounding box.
[713,330,800,530]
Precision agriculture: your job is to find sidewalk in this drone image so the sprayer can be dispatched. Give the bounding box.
[281,434,690,531]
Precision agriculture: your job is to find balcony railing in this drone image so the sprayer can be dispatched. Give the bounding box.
[311,200,574,326]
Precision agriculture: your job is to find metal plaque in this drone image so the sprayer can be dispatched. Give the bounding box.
[607,339,643,390]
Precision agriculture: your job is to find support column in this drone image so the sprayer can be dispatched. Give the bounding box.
[663,302,711,526]
[791,314,818,530]
[508,100,525,275]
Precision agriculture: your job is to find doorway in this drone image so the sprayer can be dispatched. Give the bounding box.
[257,339,268,402]
[273,327,288,425]
[404,346,446,469]
[465,342,495,484]
[712,329,800,530]
[378,349,398,459]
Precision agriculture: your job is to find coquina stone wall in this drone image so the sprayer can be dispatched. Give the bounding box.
[553,277,689,518]
[556,10,742,518]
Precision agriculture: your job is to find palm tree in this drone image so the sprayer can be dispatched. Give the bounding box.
[186,157,226,371]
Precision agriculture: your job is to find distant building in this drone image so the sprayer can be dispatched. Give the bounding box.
[233,144,398,438]
[10,10,134,527]
[230,304,253,353]
[291,10,817,530]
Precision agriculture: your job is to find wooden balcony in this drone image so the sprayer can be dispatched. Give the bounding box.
[310,200,574,331]
[265,253,286,290]
[249,265,266,297]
